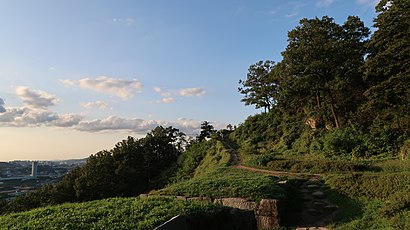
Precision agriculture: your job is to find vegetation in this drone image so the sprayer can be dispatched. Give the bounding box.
[0,197,225,230]
[1,1,409,229]
[235,0,409,159]
[156,167,285,201]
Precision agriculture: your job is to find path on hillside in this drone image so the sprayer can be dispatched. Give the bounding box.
[223,140,338,229]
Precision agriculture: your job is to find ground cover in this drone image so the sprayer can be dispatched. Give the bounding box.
[0,196,225,230]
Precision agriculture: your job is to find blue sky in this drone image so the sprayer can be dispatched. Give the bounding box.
[0,0,379,161]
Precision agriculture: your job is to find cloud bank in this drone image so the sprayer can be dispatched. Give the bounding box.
[0,87,222,136]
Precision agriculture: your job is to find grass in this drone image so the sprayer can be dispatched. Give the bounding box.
[154,167,285,201]
[325,165,410,229]
[0,197,225,230]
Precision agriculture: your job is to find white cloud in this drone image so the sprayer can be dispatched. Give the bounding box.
[60,79,76,87]
[0,107,57,127]
[159,97,175,103]
[154,87,172,97]
[62,76,143,99]
[286,12,299,18]
[112,18,135,26]
[52,113,84,127]
[316,0,334,7]
[154,87,175,103]
[81,100,108,109]
[0,98,5,113]
[16,86,59,109]
[73,116,214,136]
[179,88,206,97]
[75,116,152,133]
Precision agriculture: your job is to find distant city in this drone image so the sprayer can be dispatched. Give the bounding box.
[0,159,86,200]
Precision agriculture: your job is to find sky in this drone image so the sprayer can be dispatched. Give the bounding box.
[0,0,380,161]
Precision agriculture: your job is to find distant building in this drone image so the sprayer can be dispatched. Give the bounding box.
[31,161,38,178]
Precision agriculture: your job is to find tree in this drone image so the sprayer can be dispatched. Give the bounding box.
[361,0,410,134]
[196,121,216,141]
[238,60,279,112]
[281,16,369,128]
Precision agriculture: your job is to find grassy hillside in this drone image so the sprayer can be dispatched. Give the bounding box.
[155,139,285,201]
[0,197,225,230]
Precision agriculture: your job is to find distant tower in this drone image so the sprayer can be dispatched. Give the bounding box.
[31,161,38,178]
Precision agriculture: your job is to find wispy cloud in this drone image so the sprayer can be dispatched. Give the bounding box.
[16,86,59,109]
[81,100,108,109]
[355,0,381,7]
[154,87,175,104]
[61,76,143,99]
[316,0,334,7]
[179,87,206,97]
[286,12,299,18]
[112,18,136,26]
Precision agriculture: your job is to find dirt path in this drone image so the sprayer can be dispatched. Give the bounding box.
[223,140,338,229]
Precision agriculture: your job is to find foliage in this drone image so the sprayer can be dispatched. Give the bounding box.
[0,197,225,230]
[281,16,369,128]
[196,121,216,141]
[238,60,279,112]
[155,167,285,201]
[1,126,185,214]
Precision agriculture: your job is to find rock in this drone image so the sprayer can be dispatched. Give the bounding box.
[255,199,281,229]
[313,201,325,209]
[187,197,213,203]
[214,197,258,211]
[300,189,310,194]
[307,184,319,189]
[306,208,319,215]
[312,191,325,199]
[176,196,186,201]
[325,204,339,211]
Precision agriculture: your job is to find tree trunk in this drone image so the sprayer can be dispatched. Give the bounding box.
[327,89,340,128]
[316,90,322,109]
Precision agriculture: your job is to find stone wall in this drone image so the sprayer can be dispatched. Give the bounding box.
[144,194,282,229]
[214,197,281,229]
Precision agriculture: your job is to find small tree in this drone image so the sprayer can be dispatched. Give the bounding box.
[197,121,216,141]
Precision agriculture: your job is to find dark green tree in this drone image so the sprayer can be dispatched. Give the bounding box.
[197,121,216,141]
[361,0,410,134]
[281,16,369,128]
[238,60,279,112]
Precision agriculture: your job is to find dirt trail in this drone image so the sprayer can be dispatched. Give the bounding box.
[223,140,338,229]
